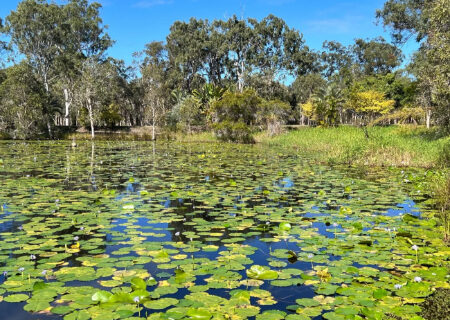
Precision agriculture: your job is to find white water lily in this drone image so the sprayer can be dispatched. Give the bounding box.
[414,276,422,283]
[394,284,403,290]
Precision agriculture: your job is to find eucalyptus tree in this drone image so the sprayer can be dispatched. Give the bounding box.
[351,37,403,76]
[4,0,111,132]
[57,0,112,126]
[4,0,62,136]
[321,41,353,81]
[377,0,449,131]
[166,18,207,92]
[219,16,257,92]
[75,57,125,138]
[0,62,50,139]
[0,18,8,67]
[140,41,172,140]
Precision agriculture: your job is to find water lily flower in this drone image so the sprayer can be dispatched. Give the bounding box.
[394,284,403,289]
[308,253,314,269]
[133,296,140,303]
[175,232,180,237]
[30,254,36,260]
[266,221,270,225]
[80,227,84,231]
[18,226,23,231]
[18,267,25,272]
[333,223,338,227]
[73,236,79,241]
[414,276,422,283]
[41,270,47,276]
[3,271,7,277]
[411,245,419,263]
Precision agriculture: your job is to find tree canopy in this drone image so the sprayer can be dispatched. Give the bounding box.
[0,0,448,140]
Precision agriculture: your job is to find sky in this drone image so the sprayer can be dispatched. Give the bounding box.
[0,0,419,67]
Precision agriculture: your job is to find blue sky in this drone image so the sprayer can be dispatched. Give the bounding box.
[1,0,419,66]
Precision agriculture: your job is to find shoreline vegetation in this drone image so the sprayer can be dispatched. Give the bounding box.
[54,125,448,169]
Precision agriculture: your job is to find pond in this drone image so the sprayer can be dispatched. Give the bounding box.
[0,141,448,320]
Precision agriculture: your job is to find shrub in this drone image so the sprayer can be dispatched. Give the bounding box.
[213,121,255,144]
[210,89,291,142]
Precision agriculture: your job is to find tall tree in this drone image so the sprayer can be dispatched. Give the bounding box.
[377,0,449,131]
[58,0,112,126]
[5,0,62,136]
[141,41,171,140]
[5,0,112,132]
[352,37,403,76]
[0,62,51,139]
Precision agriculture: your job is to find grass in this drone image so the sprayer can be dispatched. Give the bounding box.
[63,125,449,168]
[259,125,450,168]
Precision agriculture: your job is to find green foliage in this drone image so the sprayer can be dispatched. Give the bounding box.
[420,289,450,320]
[210,89,290,142]
[100,103,122,128]
[266,126,450,167]
[213,120,255,144]
[431,171,450,241]
[378,0,450,132]
[211,89,262,125]
[0,62,50,139]
[346,89,395,122]
[301,84,344,126]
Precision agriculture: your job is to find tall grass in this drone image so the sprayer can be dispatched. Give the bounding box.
[262,126,449,167]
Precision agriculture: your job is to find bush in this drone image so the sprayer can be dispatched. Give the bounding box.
[100,103,122,129]
[213,121,255,144]
[210,89,290,142]
[210,89,262,125]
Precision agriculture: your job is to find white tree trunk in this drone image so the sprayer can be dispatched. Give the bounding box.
[43,74,53,137]
[426,109,431,129]
[152,104,156,141]
[87,97,95,139]
[64,88,71,126]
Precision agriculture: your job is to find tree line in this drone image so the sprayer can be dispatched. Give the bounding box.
[0,0,448,141]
